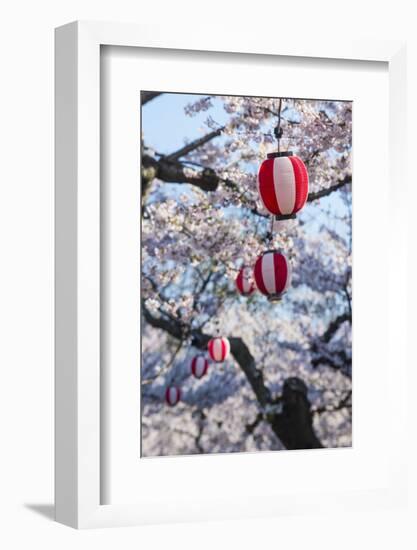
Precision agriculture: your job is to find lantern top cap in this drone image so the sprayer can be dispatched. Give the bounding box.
[261,249,285,256]
[267,151,294,159]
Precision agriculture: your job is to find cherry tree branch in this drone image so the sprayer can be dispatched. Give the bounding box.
[142,154,222,193]
[320,312,351,343]
[141,339,183,386]
[142,302,185,340]
[311,312,352,376]
[307,176,351,202]
[314,390,352,415]
[141,91,163,105]
[165,127,224,161]
[245,412,264,434]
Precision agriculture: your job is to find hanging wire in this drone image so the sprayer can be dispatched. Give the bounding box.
[274,98,283,153]
[264,214,274,245]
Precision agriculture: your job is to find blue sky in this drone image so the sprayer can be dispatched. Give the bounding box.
[142,93,229,155]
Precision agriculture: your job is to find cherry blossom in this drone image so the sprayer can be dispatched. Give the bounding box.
[141,93,352,456]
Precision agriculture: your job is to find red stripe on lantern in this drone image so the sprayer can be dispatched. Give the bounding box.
[289,155,309,212]
[258,159,280,214]
[236,270,244,293]
[208,339,214,359]
[273,251,288,294]
[254,255,269,295]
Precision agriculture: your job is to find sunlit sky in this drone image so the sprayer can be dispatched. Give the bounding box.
[142,93,230,155]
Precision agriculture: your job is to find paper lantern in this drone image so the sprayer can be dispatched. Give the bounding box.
[190,355,209,379]
[235,266,255,296]
[257,152,309,219]
[208,336,230,363]
[165,385,181,406]
[253,250,291,301]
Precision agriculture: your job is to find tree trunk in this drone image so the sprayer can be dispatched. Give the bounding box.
[270,378,323,449]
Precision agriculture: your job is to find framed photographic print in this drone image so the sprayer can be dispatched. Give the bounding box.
[55,21,407,528]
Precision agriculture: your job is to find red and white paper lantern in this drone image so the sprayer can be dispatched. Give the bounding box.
[235,266,255,296]
[253,250,291,301]
[165,385,181,406]
[257,152,309,219]
[190,355,209,379]
[208,336,230,363]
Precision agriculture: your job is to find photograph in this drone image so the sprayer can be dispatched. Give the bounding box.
[0,4,411,544]
[140,91,352,457]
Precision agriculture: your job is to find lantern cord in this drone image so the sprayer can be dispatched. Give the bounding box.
[215,318,220,336]
[265,215,274,244]
[213,295,231,337]
[274,98,283,153]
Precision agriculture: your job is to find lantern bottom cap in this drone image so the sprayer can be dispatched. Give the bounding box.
[267,293,284,302]
[275,213,296,221]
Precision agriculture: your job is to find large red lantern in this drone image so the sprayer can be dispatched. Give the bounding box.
[235,266,255,296]
[208,336,230,363]
[165,385,181,406]
[190,355,209,379]
[257,152,309,220]
[253,250,291,301]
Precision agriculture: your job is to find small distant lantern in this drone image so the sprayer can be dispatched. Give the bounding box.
[165,386,181,406]
[208,336,230,363]
[191,355,209,379]
[257,152,309,220]
[253,250,291,301]
[235,266,255,296]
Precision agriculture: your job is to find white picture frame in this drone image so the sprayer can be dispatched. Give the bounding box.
[55,21,407,529]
